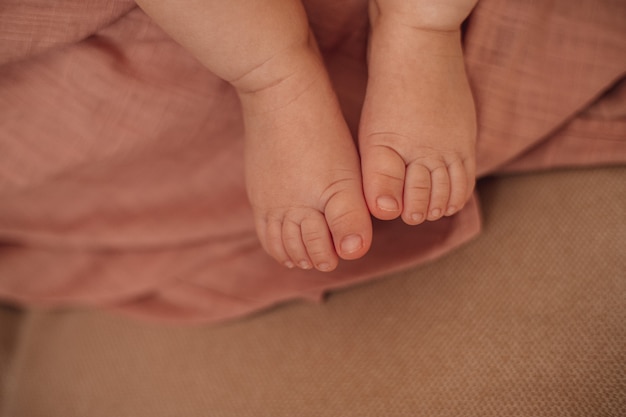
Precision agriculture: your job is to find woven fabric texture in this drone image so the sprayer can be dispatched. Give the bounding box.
[1,166,624,416]
[0,0,625,323]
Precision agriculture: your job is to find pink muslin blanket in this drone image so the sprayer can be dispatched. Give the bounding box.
[0,0,624,323]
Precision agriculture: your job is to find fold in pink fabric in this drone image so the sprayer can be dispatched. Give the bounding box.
[0,0,624,323]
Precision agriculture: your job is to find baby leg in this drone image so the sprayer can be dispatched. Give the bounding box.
[360,0,478,224]
[136,0,372,271]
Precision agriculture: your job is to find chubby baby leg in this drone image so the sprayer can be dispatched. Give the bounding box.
[136,0,372,271]
[360,0,478,225]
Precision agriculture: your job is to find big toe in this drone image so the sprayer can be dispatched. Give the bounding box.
[323,179,372,260]
[360,141,406,220]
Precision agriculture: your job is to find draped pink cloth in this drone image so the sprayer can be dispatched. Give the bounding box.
[0,0,624,323]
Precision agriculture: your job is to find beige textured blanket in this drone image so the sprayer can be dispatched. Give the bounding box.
[0,0,624,322]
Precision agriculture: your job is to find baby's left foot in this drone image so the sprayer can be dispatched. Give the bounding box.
[359,0,477,225]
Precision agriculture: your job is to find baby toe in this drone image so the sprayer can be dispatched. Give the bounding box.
[445,158,469,216]
[323,180,373,261]
[465,157,477,201]
[301,213,338,272]
[361,143,405,220]
[282,216,313,270]
[265,217,295,268]
[426,163,451,221]
[402,162,431,225]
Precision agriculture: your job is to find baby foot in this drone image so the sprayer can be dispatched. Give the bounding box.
[359,0,477,225]
[238,39,372,272]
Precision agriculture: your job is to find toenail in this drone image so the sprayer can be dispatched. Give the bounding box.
[299,260,311,270]
[340,234,363,254]
[376,196,399,212]
[446,206,457,216]
[430,208,442,218]
[284,261,295,269]
[411,213,424,223]
[317,263,331,272]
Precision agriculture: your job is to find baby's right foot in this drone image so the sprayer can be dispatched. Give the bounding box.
[237,37,372,272]
[135,0,372,271]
